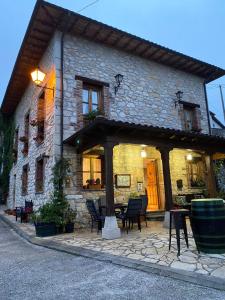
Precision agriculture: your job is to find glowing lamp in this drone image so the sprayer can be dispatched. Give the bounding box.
[31,68,46,85]
[186,154,193,161]
[140,149,147,158]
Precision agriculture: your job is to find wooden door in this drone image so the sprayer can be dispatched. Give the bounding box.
[146,160,159,211]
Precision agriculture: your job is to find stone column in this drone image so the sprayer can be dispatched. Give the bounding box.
[205,153,217,197]
[102,139,121,239]
[158,147,173,228]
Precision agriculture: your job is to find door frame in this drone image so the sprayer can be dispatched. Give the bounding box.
[144,158,161,211]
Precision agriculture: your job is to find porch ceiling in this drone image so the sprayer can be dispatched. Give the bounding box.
[1,0,225,115]
[64,118,225,154]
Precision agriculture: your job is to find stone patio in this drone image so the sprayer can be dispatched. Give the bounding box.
[1,209,225,280]
[46,220,225,279]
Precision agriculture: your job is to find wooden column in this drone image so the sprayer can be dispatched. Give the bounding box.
[103,140,116,216]
[158,147,173,211]
[205,154,217,197]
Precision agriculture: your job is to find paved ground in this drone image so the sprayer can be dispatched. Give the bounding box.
[1,220,225,300]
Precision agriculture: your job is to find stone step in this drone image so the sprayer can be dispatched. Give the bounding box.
[146,210,165,221]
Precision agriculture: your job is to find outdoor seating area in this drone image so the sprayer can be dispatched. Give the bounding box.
[86,196,148,234]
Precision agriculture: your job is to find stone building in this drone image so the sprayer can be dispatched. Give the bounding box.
[1,1,225,237]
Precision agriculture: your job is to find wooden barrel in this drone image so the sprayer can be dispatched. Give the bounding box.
[191,198,225,254]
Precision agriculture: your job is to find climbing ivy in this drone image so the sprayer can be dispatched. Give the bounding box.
[0,112,14,200]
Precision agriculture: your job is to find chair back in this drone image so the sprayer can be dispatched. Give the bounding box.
[126,198,142,218]
[25,200,33,213]
[140,195,148,214]
[86,199,100,221]
[98,195,106,216]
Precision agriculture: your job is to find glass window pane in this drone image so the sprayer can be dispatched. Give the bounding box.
[93,158,101,172]
[83,158,91,172]
[82,89,89,102]
[92,103,98,111]
[83,103,89,114]
[92,91,98,105]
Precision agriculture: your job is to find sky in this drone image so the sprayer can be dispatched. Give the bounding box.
[0,0,225,123]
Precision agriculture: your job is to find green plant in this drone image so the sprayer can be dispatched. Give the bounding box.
[32,158,70,227]
[83,109,103,120]
[64,208,77,224]
[0,112,14,199]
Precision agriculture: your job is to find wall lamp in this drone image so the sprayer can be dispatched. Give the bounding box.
[114,73,124,95]
[31,68,54,96]
[174,90,183,108]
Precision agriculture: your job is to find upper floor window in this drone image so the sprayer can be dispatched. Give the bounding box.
[22,164,29,195]
[20,112,29,156]
[32,91,45,144]
[181,102,201,132]
[82,85,102,115]
[13,128,19,162]
[35,157,44,193]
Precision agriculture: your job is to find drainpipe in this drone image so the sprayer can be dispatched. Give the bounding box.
[60,12,71,159]
[203,82,212,135]
[60,32,65,159]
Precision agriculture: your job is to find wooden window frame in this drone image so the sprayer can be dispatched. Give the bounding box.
[35,90,45,145]
[21,164,29,196]
[82,155,104,190]
[82,84,103,115]
[182,103,201,132]
[35,157,45,193]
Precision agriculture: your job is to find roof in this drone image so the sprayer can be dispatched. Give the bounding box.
[210,111,225,129]
[1,0,225,115]
[64,118,225,154]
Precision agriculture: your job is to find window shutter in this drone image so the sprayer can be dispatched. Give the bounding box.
[36,159,44,192]
[192,108,202,132]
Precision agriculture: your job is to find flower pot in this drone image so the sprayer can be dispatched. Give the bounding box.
[65,222,74,233]
[56,225,64,234]
[35,222,57,237]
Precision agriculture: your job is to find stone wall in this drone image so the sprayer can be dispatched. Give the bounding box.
[170,149,206,195]
[7,34,59,210]
[62,34,209,141]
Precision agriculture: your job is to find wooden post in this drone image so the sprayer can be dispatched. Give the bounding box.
[205,154,217,197]
[158,147,173,211]
[104,140,116,216]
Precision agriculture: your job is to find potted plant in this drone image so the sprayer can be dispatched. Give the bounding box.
[83,109,104,126]
[32,158,70,237]
[64,208,77,233]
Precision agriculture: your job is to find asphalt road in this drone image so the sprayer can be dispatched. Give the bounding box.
[1,219,225,300]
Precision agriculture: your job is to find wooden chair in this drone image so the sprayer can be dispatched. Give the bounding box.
[117,198,142,233]
[86,199,105,233]
[15,200,33,223]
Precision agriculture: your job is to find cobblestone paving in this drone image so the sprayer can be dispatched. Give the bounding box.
[48,221,225,279]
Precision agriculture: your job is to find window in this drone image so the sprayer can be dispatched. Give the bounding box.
[183,106,195,131]
[182,104,201,132]
[21,112,29,156]
[187,157,206,188]
[22,164,29,195]
[36,91,45,143]
[82,156,104,189]
[82,85,102,114]
[36,158,44,193]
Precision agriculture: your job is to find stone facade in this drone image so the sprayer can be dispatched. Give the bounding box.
[7,33,59,210]
[7,30,212,227]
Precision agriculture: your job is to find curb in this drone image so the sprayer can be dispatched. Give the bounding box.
[1,213,225,291]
